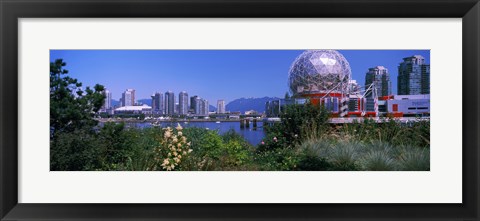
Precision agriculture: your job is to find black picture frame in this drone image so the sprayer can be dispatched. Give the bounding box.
[1,0,479,220]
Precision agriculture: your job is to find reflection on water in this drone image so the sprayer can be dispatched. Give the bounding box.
[126,121,265,146]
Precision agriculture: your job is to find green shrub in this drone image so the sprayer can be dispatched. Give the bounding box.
[180,127,256,171]
[280,103,330,143]
[297,155,331,171]
[328,141,361,171]
[255,148,300,171]
[296,139,332,171]
[359,151,396,171]
[51,128,100,171]
[339,118,430,149]
[397,146,430,171]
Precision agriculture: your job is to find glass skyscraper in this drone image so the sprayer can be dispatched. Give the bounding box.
[179,91,189,115]
[165,91,175,116]
[200,98,209,116]
[365,66,391,97]
[190,95,198,114]
[101,89,112,111]
[121,89,135,106]
[151,92,164,115]
[398,55,430,95]
[217,100,225,114]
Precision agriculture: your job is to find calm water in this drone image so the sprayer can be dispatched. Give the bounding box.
[125,121,265,146]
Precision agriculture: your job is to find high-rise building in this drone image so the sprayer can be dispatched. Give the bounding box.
[217,100,225,114]
[164,91,175,116]
[191,95,199,114]
[365,66,391,97]
[398,55,430,95]
[179,91,189,115]
[151,92,164,115]
[101,89,112,112]
[121,89,136,106]
[197,98,209,116]
[198,98,204,115]
[203,99,209,116]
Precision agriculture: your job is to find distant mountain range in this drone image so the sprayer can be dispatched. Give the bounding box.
[112,96,280,113]
[137,99,152,106]
[111,99,120,107]
[226,97,280,113]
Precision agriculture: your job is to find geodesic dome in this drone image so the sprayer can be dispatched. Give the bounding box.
[288,50,352,96]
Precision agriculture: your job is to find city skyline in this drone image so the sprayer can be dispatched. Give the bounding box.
[50,50,430,104]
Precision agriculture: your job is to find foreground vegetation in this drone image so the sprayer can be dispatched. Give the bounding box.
[50,59,430,171]
[51,106,430,171]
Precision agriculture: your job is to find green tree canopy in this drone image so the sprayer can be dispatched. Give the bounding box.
[50,59,105,138]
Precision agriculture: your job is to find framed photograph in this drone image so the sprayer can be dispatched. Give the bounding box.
[1,0,479,220]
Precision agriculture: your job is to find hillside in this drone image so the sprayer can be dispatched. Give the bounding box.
[226,97,280,113]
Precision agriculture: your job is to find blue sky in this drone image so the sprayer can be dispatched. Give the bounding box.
[50,50,430,104]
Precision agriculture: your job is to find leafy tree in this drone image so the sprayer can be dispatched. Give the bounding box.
[50,59,105,138]
[259,101,330,151]
[280,102,330,142]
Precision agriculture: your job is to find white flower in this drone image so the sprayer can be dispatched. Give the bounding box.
[188,149,193,153]
[178,131,183,136]
[164,130,172,138]
[176,123,183,131]
[162,159,170,166]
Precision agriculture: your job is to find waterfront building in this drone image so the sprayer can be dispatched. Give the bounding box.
[365,66,391,97]
[198,99,205,115]
[288,50,351,117]
[265,99,294,118]
[114,104,152,115]
[190,95,199,114]
[151,92,164,115]
[179,91,189,115]
[381,94,430,117]
[121,89,136,106]
[398,55,430,95]
[101,89,112,112]
[202,99,209,116]
[165,91,175,116]
[196,98,209,116]
[217,100,225,114]
[245,110,258,115]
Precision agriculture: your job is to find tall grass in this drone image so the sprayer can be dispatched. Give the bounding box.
[339,118,430,148]
[396,146,430,171]
[296,139,430,171]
